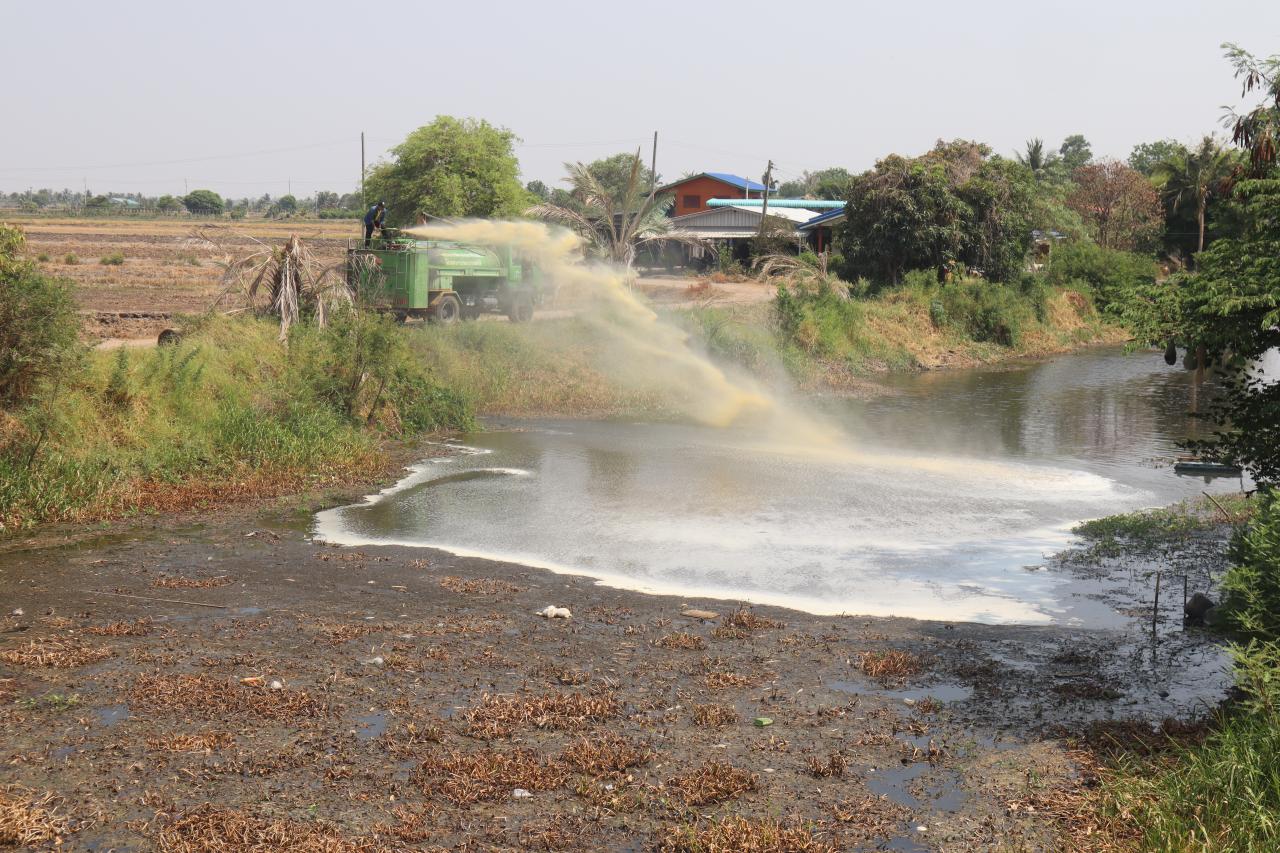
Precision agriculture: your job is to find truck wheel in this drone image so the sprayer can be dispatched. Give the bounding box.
[506,294,534,323]
[430,294,461,325]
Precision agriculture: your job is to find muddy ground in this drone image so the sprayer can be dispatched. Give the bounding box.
[0,452,1236,852]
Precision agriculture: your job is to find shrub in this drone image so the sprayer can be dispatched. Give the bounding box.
[99,252,125,266]
[1220,493,1280,642]
[36,253,49,263]
[1044,241,1157,310]
[0,225,80,406]
[63,253,78,265]
[935,279,1031,347]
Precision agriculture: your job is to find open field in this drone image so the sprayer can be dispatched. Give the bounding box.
[10,217,362,340]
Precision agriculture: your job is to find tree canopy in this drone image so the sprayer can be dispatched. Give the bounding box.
[365,116,528,224]
[182,189,224,215]
[835,141,1037,284]
[1065,161,1163,250]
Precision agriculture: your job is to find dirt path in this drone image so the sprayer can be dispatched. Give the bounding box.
[0,466,1232,851]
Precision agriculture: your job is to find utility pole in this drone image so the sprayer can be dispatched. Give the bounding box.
[757,160,774,236]
[648,131,658,200]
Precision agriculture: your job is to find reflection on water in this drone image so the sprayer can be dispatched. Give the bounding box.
[316,348,1244,626]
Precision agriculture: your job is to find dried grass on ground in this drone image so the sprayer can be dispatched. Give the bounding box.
[722,607,784,631]
[128,674,329,721]
[0,786,77,847]
[83,618,155,636]
[411,748,568,805]
[661,815,835,853]
[0,637,112,668]
[858,649,923,681]
[462,691,620,739]
[152,574,234,589]
[438,576,522,596]
[805,753,847,778]
[146,732,237,753]
[692,704,738,727]
[561,732,654,776]
[664,761,758,806]
[148,803,389,852]
[655,631,706,651]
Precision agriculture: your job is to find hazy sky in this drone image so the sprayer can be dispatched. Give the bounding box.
[4,0,1278,200]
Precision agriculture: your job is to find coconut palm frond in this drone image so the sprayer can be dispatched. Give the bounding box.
[530,154,706,269]
[217,234,353,340]
[754,252,847,298]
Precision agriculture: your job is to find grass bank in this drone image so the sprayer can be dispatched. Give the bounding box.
[406,275,1123,419]
[1049,494,1280,852]
[0,313,472,533]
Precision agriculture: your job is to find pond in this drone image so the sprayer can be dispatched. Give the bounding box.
[316,347,1246,627]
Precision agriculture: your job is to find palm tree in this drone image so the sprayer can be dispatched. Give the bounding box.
[528,152,705,270]
[1152,137,1238,253]
[1015,138,1047,174]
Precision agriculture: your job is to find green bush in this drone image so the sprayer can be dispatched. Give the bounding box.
[99,252,125,266]
[63,253,78,265]
[1220,493,1280,642]
[0,225,80,406]
[318,209,363,220]
[36,253,49,263]
[933,278,1032,347]
[1044,241,1157,309]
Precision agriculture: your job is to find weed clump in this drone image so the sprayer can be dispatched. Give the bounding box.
[560,732,654,775]
[98,252,125,265]
[0,786,77,848]
[655,631,706,651]
[147,803,386,852]
[153,574,233,590]
[692,703,738,727]
[83,618,154,636]
[664,761,758,806]
[438,575,521,596]
[805,752,847,778]
[412,748,567,805]
[661,815,835,853]
[128,674,329,721]
[858,649,923,682]
[462,691,619,739]
[0,637,112,668]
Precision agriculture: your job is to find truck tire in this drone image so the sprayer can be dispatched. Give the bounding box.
[430,293,461,325]
[506,294,534,323]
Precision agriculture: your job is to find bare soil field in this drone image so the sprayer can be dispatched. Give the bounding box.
[9,217,770,345]
[11,218,359,342]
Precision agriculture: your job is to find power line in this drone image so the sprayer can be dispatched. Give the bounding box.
[0,139,356,174]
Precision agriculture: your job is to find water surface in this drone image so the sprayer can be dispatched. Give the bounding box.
[317,347,1244,626]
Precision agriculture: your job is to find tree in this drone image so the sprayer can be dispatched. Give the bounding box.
[525,180,551,202]
[1065,161,1163,250]
[1152,136,1239,253]
[836,141,1035,284]
[155,194,183,213]
[1015,138,1057,178]
[182,189,224,215]
[836,153,970,284]
[528,151,702,269]
[1115,46,1280,483]
[314,191,340,211]
[276,194,298,215]
[777,167,853,199]
[365,116,528,223]
[1058,134,1093,173]
[1223,43,1280,175]
[0,225,79,406]
[1128,139,1186,176]
[956,158,1039,282]
[579,153,657,206]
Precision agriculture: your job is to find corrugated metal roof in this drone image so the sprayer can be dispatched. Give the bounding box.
[703,172,769,192]
[726,205,819,223]
[795,208,846,231]
[657,172,769,194]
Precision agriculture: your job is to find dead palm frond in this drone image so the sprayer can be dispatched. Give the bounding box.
[208,233,353,340]
[755,252,848,298]
[528,151,708,269]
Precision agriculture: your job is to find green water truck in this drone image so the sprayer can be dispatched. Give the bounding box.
[347,229,541,324]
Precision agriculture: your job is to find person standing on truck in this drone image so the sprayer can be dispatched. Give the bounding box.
[364,201,386,244]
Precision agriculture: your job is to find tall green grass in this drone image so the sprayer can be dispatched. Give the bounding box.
[0,312,472,532]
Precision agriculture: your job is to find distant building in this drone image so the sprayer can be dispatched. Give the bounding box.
[656,172,770,216]
[671,204,820,267]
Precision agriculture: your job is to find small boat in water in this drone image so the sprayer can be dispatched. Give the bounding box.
[1173,459,1243,477]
